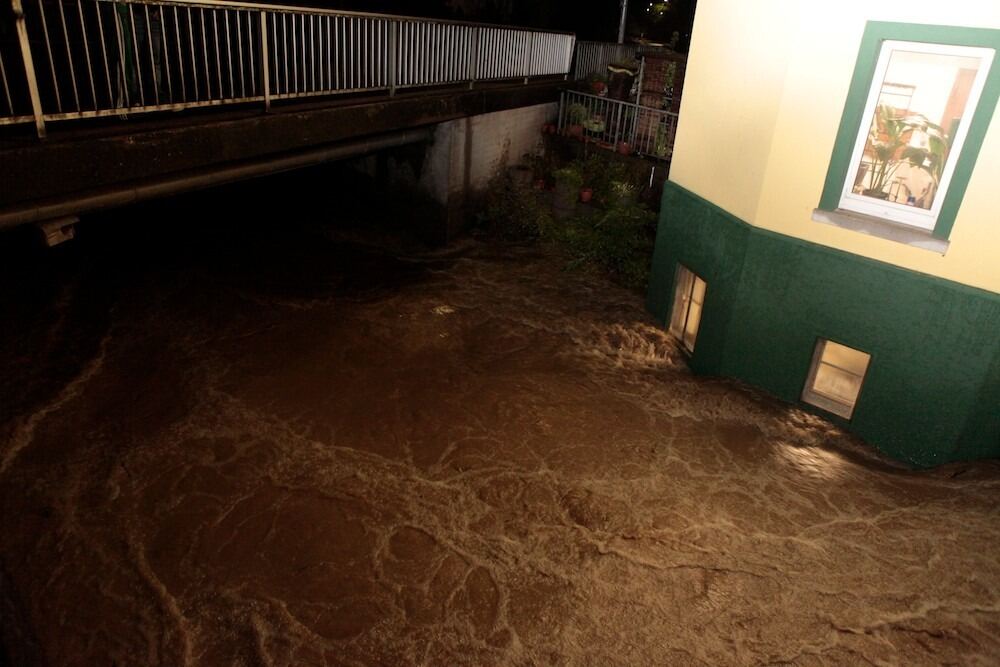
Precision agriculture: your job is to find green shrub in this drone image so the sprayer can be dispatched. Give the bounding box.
[476,173,552,242]
[552,165,584,189]
[552,197,656,291]
[477,153,658,292]
[566,103,589,124]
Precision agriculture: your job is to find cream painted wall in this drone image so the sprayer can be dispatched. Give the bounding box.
[672,0,1000,293]
[668,0,801,223]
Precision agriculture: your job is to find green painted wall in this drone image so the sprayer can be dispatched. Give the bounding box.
[648,182,1000,467]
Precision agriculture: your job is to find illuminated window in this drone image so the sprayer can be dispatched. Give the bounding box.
[816,24,1000,248]
[668,265,706,354]
[802,339,871,419]
[840,40,994,230]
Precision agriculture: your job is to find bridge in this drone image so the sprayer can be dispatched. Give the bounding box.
[0,0,575,239]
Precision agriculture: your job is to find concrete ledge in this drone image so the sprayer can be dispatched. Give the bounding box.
[811,208,950,255]
[0,80,564,212]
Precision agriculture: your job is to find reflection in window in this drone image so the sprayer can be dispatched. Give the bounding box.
[669,265,706,354]
[840,41,994,229]
[802,339,871,419]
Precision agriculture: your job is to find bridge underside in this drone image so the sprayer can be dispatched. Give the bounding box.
[0,80,563,229]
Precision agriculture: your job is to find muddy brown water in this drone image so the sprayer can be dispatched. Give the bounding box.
[1,169,999,666]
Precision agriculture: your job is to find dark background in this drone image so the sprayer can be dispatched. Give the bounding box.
[289,0,697,48]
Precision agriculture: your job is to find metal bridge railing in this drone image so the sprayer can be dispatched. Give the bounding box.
[0,0,575,137]
[571,41,636,80]
[558,89,677,161]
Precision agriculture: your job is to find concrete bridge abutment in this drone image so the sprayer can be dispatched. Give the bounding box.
[363,102,558,244]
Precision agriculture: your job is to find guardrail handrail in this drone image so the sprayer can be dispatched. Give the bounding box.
[92,0,576,34]
[558,89,677,161]
[1,0,575,138]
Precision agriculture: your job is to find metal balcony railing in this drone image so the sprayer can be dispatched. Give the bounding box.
[0,0,575,137]
[558,89,677,161]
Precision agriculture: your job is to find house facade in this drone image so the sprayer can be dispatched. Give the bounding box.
[646,0,1000,467]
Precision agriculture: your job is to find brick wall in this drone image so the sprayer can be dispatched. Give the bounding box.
[639,53,687,114]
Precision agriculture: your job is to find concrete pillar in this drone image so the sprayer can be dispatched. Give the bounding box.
[419,117,472,243]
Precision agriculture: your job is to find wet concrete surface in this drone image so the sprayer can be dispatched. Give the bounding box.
[1,169,1000,666]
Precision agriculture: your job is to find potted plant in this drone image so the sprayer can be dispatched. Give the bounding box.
[617,141,632,155]
[579,186,594,203]
[565,103,588,139]
[582,115,606,141]
[610,180,638,204]
[858,104,949,203]
[586,73,608,97]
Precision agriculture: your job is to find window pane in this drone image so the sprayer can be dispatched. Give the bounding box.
[850,47,983,211]
[820,340,871,376]
[669,267,694,338]
[691,276,707,306]
[812,362,864,406]
[682,300,702,352]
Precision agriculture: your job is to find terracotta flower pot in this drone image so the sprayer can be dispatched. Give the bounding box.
[567,124,584,140]
[579,187,593,203]
[617,141,632,155]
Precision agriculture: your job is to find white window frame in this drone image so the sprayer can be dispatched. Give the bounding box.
[801,339,871,420]
[839,40,995,230]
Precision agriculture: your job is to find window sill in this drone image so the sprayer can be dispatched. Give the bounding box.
[811,208,950,255]
[801,390,855,420]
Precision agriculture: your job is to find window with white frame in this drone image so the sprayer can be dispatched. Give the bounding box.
[801,339,871,420]
[840,40,994,230]
[669,265,706,354]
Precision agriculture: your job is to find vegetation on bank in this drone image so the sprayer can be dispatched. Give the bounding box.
[476,149,660,293]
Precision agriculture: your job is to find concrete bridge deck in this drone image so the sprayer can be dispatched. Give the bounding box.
[0,0,573,233]
[0,78,565,228]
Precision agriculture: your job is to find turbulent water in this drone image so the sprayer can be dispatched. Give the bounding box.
[1,168,999,666]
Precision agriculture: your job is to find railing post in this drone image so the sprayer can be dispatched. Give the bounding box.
[468,26,479,89]
[388,20,396,96]
[612,102,622,150]
[565,36,574,81]
[259,11,270,112]
[628,100,639,149]
[524,32,534,85]
[11,0,46,138]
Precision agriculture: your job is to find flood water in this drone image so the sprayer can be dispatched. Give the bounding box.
[2,166,999,666]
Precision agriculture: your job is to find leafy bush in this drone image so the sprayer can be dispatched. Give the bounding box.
[476,152,658,292]
[552,165,584,189]
[476,172,552,242]
[566,103,589,124]
[549,197,656,291]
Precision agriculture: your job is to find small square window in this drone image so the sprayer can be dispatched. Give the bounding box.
[802,339,871,419]
[669,265,706,354]
[839,40,994,230]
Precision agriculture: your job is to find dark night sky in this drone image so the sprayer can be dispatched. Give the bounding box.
[290,0,697,48]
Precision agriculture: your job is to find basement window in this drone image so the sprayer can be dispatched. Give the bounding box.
[801,339,871,420]
[669,265,706,354]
